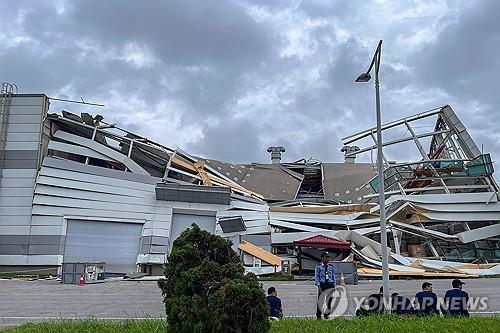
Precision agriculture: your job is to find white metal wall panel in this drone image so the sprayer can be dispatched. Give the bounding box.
[39,166,155,192]
[458,224,500,243]
[0,95,49,263]
[1,178,35,188]
[1,169,37,178]
[4,141,39,150]
[411,202,500,213]
[170,213,216,244]
[9,96,46,107]
[32,206,151,220]
[42,157,159,185]
[5,123,42,134]
[36,175,150,198]
[0,255,29,265]
[0,188,35,197]
[0,216,31,226]
[0,196,34,207]
[35,185,158,206]
[0,207,32,216]
[5,132,40,142]
[33,195,159,213]
[64,220,143,273]
[421,212,500,222]
[31,225,63,235]
[30,216,63,226]
[0,226,30,235]
[8,114,44,124]
[9,106,45,115]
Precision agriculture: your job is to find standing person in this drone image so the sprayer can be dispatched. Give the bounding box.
[415,282,438,315]
[444,279,469,317]
[266,287,283,319]
[314,251,336,320]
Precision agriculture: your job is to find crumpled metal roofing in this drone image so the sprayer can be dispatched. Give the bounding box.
[205,159,303,201]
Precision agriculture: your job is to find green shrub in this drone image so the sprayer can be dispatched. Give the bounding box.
[158,224,270,333]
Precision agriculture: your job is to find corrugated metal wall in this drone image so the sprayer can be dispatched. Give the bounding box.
[0,95,47,266]
[33,157,173,267]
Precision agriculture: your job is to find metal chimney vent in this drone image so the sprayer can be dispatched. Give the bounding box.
[341,145,360,163]
[267,146,285,164]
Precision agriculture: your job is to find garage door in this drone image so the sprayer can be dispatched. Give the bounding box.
[64,220,143,274]
[170,214,216,245]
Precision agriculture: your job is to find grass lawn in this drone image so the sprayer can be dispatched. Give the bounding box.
[2,316,500,333]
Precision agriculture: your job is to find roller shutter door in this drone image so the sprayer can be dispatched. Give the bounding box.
[64,220,142,274]
[170,214,216,244]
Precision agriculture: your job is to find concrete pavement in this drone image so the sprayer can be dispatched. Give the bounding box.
[1,277,499,327]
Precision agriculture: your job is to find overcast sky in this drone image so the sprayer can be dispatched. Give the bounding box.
[1,0,499,165]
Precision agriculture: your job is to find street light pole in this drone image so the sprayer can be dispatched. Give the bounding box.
[355,40,391,313]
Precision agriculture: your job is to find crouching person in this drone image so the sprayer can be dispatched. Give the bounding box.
[415,282,439,316]
[355,286,384,316]
[266,287,283,320]
[391,292,416,315]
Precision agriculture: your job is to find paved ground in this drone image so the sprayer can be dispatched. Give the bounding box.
[1,278,499,327]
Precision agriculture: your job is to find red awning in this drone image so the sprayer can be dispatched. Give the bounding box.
[293,234,351,249]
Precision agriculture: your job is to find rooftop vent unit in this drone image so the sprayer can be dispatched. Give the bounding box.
[267,146,285,164]
[341,145,360,164]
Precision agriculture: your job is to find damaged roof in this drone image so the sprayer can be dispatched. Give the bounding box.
[204,159,303,201]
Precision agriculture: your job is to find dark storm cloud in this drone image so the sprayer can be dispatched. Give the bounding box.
[1,0,499,166]
[188,118,264,162]
[298,0,353,19]
[410,0,500,169]
[414,0,500,103]
[0,0,272,150]
[64,0,269,69]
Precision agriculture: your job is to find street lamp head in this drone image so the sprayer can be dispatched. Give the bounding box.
[355,72,371,82]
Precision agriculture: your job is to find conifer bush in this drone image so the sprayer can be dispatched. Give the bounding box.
[158,224,270,333]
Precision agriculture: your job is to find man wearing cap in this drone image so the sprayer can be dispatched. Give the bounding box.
[444,279,469,317]
[315,251,336,319]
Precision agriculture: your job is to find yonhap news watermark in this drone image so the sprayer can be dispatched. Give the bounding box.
[317,286,489,316]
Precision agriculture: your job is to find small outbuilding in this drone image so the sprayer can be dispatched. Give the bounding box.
[294,235,351,275]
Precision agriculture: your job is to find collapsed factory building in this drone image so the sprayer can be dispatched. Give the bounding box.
[1,88,500,279]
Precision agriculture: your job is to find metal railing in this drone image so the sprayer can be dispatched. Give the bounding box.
[0,82,18,181]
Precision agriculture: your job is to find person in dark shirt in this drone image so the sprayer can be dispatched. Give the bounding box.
[356,286,384,316]
[391,292,415,315]
[444,279,469,317]
[266,287,283,319]
[415,282,438,315]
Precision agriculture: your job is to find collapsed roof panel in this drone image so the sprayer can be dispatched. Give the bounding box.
[322,163,376,203]
[205,159,303,201]
[119,133,170,178]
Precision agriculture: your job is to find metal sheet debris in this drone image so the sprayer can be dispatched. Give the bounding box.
[37,105,500,277]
